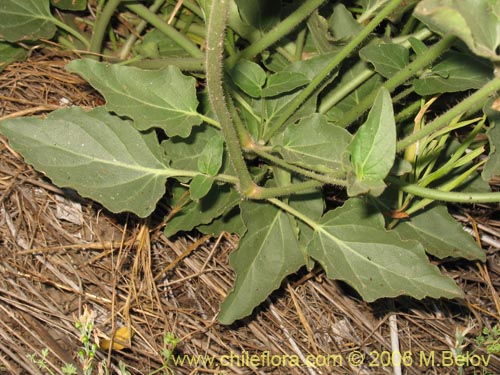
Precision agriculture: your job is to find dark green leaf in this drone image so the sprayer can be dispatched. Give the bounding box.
[0,0,57,42]
[234,0,281,31]
[482,97,500,180]
[348,88,395,196]
[66,59,202,137]
[414,52,493,95]
[307,11,334,53]
[328,4,363,41]
[219,200,305,324]
[395,205,485,260]
[277,113,352,174]
[164,183,240,237]
[189,175,214,200]
[262,71,309,97]
[197,206,245,236]
[309,199,464,301]
[0,42,28,73]
[360,43,409,78]
[0,107,172,217]
[230,60,266,98]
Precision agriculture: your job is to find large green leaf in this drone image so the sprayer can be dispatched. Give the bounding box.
[414,0,500,61]
[328,4,363,41]
[359,43,409,78]
[66,59,202,137]
[0,0,57,42]
[347,87,395,196]
[277,113,352,174]
[308,199,464,301]
[395,205,486,260]
[219,200,305,324]
[413,52,493,95]
[0,107,174,217]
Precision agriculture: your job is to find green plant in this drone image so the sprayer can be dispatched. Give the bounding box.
[28,348,78,375]
[1,0,500,324]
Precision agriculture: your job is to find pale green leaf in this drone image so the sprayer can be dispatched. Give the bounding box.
[328,4,363,41]
[348,88,395,195]
[189,175,214,200]
[0,107,173,217]
[0,0,57,42]
[308,199,464,301]
[414,0,500,61]
[360,43,409,78]
[278,113,352,174]
[229,60,266,98]
[395,205,485,261]
[262,71,309,97]
[219,200,305,324]
[66,59,202,137]
[198,134,224,176]
[414,52,493,95]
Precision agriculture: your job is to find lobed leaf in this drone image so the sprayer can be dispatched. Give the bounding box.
[308,199,464,301]
[0,107,174,217]
[66,59,202,137]
[395,205,486,261]
[219,200,305,324]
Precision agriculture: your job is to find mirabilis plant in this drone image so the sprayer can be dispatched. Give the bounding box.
[1,0,500,324]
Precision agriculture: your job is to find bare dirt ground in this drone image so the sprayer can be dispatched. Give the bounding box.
[0,51,499,375]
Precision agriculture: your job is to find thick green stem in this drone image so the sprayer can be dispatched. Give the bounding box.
[264,0,405,141]
[226,0,326,68]
[88,0,122,57]
[206,0,256,196]
[336,34,456,128]
[397,78,500,152]
[51,18,90,49]
[126,3,203,59]
[387,176,500,203]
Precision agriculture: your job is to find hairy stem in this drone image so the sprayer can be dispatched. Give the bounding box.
[126,3,203,58]
[397,78,500,152]
[264,0,405,141]
[336,34,455,128]
[206,0,256,195]
[226,0,326,68]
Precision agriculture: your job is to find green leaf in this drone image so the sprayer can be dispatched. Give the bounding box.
[66,59,202,137]
[0,0,57,42]
[348,88,395,196]
[307,11,334,53]
[0,107,173,217]
[359,43,409,78]
[414,0,500,61]
[50,0,86,11]
[262,71,309,97]
[197,206,245,236]
[219,200,305,324]
[198,134,224,176]
[395,205,486,261]
[189,175,214,200]
[277,113,352,174]
[229,60,267,98]
[308,198,464,301]
[234,0,281,31]
[134,29,190,58]
[164,183,240,237]
[328,4,363,41]
[413,52,493,95]
[482,97,500,180]
[0,42,28,73]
